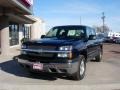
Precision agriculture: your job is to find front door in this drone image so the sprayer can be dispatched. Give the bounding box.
[86,27,98,60]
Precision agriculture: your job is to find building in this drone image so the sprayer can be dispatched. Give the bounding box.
[0,0,45,56]
[18,16,45,44]
[29,16,46,40]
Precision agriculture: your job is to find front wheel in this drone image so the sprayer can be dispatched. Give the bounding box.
[72,55,86,80]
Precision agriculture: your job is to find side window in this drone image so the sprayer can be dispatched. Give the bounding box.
[46,28,58,37]
[91,28,96,36]
[67,30,76,36]
[86,27,92,38]
[59,29,66,36]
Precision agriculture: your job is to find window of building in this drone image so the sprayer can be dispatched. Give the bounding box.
[9,23,19,46]
[23,25,31,40]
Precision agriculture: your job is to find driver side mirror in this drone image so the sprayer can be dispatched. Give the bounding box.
[41,35,45,38]
[89,35,96,40]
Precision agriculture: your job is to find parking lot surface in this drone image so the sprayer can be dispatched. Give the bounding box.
[0,43,120,90]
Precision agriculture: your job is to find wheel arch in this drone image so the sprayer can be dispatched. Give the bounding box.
[79,50,87,62]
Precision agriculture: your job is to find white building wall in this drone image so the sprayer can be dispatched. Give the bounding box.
[19,24,24,45]
[18,17,46,44]
[31,17,45,40]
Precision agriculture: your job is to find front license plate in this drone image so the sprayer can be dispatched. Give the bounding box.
[33,63,43,70]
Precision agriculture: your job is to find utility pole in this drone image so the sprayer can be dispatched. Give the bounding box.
[101,12,105,33]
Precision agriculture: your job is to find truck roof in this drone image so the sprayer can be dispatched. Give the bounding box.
[53,25,90,28]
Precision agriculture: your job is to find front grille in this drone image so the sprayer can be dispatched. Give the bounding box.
[27,45,56,50]
[25,45,57,58]
[18,55,67,63]
[26,51,54,57]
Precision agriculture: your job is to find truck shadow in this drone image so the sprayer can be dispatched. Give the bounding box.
[0,60,70,81]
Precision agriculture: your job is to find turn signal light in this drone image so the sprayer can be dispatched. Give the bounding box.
[69,52,72,59]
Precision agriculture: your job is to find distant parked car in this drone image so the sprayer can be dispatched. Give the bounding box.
[105,36,119,43]
[104,37,110,42]
[112,37,119,43]
[115,37,120,44]
[96,34,106,43]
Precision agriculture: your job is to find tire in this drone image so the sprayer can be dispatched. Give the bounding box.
[95,50,102,62]
[72,55,86,80]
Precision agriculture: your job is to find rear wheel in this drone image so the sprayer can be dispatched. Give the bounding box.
[72,55,86,80]
[95,50,102,62]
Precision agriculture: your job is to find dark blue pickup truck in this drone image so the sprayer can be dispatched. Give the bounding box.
[17,25,103,80]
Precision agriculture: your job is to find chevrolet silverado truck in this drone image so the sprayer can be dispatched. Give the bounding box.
[17,25,103,80]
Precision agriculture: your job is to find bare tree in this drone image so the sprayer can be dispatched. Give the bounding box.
[93,25,110,34]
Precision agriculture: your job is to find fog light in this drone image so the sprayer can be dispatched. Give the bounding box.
[58,53,68,58]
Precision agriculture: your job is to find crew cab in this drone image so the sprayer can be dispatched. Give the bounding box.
[17,25,103,80]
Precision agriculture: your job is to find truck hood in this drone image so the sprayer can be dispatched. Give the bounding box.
[24,38,81,46]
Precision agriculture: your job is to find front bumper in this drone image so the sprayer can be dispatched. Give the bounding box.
[17,58,79,75]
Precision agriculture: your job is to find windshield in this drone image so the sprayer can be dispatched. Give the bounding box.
[45,26,85,39]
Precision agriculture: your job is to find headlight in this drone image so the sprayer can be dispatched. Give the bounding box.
[59,46,72,51]
[57,52,72,59]
[21,44,27,49]
[58,46,72,58]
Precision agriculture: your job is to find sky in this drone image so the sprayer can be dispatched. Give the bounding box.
[33,0,120,32]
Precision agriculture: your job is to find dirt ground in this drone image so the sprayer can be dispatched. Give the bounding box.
[103,43,120,61]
